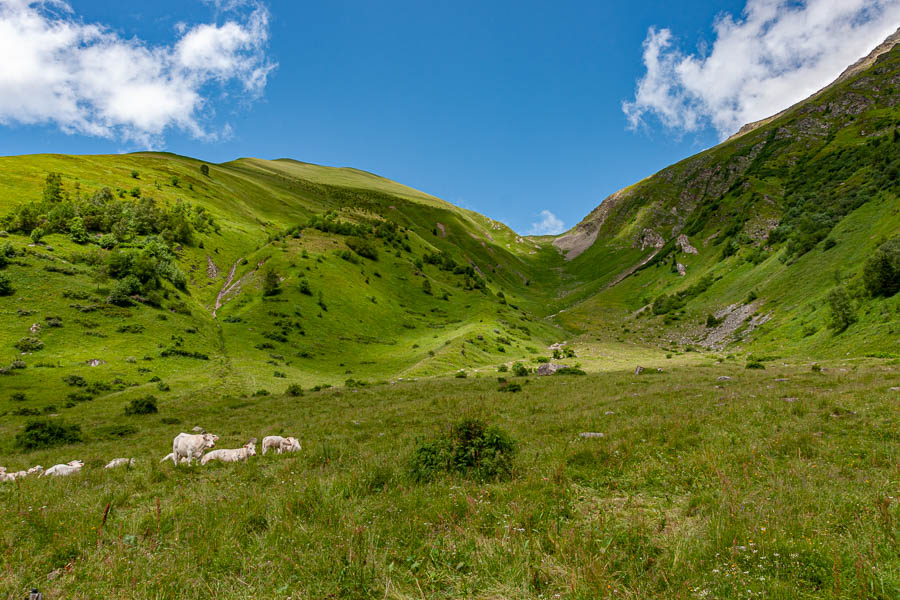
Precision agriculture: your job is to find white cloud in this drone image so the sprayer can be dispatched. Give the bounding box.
[0,0,275,145]
[623,0,900,139]
[528,210,566,235]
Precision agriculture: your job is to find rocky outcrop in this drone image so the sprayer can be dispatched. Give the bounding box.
[635,229,665,251]
[676,263,686,276]
[675,234,698,255]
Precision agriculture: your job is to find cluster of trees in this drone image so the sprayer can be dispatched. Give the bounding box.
[2,173,217,247]
[106,238,187,305]
[771,130,900,258]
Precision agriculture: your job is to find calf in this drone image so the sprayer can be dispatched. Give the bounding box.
[262,435,301,455]
[104,458,136,469]
[41,460,84,477]
[171,432,219,465]
[201,440,256,465]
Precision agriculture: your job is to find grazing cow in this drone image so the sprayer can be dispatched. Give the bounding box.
[262,436,301,455]
[200,440,256,465]
[171,432,219,465]
[41,460,84,477]
[104,458,136,469]
[2,465,44,482]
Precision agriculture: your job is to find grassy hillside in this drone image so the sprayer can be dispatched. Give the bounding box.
[554,42,900,360]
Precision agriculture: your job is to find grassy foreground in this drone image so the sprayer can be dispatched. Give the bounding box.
[2,361,899,599]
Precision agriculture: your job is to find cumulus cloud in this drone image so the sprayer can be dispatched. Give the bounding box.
[0,0,275,145]
[623,0,900,139]
[528,210,566,236]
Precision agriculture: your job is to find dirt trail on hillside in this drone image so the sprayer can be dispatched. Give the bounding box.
[212,259,242,318]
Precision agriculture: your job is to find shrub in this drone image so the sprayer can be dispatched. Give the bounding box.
[298,278,312,295]
[274,371,287,378]
[409,418,517,482]
[11,392,27,402]
[262,269,280,296]
[124,395,158,415]
[422,279,432,295]
[498,382,522,393]
[62,374,87,387]
[200,164,210,176]
[706,314,723,328]
[863,236,900,297]
[286,383,304,397]
[69,217,88,243]
[512,362,529,377]
[746,361,766,370]
[30,227,45,244]
[67,391,94,403]
[827,286,856,333]
[497,364,508,372]
[15,420,83,450]
[346,236,378,260]
[0,273,14,296]
[554,367,586,376]
[14,337,43,352]
[96,424,138,438]
[98,234,117,249]
[9,359,26,369]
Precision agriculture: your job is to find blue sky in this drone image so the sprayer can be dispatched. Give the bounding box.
[1,0,898,234]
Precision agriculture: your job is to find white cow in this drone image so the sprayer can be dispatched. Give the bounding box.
[42,460,84,477]
[171,432,219,465]
[201,440,256,465]
[262,435,301,455]
[2,465,44,482]
[104,458,136,469]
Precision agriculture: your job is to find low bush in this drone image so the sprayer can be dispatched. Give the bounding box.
[512,362,529,377]
[14,337,43,352]
[286,383,304,397]
[124,395,158,415]
[96,424,138,438]
[15,420,83,450]
[554,367,586,376]
[409,418,516,482]
[746,361,766,370]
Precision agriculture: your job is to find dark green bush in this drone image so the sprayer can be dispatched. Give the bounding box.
[124,395,158,415]
[512,362,529,377]
[0,273,14,296]
[15,420,83,450]
[863,236,900,297]
[554,367,586,376]
[286,383,304,396]
[96,424,138,438]
[14,337,43,352]
[746,361,766,370]
[409,418,517,482]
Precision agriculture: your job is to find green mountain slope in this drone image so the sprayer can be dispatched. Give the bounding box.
[552,32,900,360]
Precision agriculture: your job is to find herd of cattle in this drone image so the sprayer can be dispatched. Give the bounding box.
[0,431,301,482]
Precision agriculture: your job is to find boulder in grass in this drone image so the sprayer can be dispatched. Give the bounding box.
[634,366,644,375]
[579,432,604,439]
[536,363,561,376]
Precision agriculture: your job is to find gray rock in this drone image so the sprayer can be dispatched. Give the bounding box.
[537,363,562,376]
[717,376,732,381]
[579,432,604,439]
[634,366,644,375]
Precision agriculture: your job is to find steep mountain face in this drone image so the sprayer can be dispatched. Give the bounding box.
[552,34,900,357]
